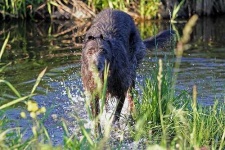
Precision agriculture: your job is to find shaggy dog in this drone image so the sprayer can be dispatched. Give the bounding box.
[81,9,174,132]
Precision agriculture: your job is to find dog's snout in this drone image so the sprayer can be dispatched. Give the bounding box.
[90,54,104,72]
[92,58,104,72]
[96,61,104,73]
[97,64,102,72]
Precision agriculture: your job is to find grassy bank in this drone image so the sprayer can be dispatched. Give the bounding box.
[0,0,160,20]
[2,0,225,21]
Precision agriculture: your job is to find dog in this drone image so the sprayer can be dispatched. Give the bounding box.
[81,9,175,133]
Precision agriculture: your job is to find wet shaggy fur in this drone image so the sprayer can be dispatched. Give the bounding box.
[81,9,174,130]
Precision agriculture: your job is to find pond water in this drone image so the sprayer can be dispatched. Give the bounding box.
[0,17,225,144]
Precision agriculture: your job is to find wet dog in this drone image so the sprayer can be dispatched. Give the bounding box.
[81,9,174,132]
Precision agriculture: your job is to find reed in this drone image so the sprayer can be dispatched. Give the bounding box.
[88,0,160,19]
[1,0,33,19]
[0,0,160,20]
[2,0,225,20]
[170,0,185,23]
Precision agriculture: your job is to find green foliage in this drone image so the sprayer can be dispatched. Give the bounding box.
[132,58,225,149]
[0,0,43,19]
[170,0,185,23]
[88,0,126,12]
[138,21,160,40]
[0,0,160,20]
[139,0,160,19]
[134,59,174,125]
[0,32,9,61]
[88,0,160,19]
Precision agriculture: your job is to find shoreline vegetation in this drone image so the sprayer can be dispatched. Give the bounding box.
[1,0,225,21]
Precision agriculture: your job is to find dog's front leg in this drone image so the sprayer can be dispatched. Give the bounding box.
[113,95,126,123]
[91,96,101,135]
[126,80,135,125]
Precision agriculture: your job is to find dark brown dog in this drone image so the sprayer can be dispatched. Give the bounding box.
[81,9,174,132]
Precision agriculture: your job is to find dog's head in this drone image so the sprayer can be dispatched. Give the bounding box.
[82,34,112,76]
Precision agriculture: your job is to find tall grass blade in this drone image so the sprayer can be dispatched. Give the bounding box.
[47,0,52,16]
[74,114,94,147]
[0,79,21,97]
[80,126,94,146]
[62,121,70,138]
[100,63,109,114]
[0,95,34,110]
[171,0,185,22]
[30,67,47,95]
[97,118,112,150]
[0,128,19,140]
[42,125,51,141]
[0,63,11,73]
[219,129,225,150]
[0,32,10,61]
[191,85,198,147]
[171,14,198,101]
[157,59,166,146]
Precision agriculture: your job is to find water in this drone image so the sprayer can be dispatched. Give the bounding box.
[0,17,225,144]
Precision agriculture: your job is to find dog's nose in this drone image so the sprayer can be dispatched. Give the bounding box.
[97,64,103,72]
[97,65,101,71]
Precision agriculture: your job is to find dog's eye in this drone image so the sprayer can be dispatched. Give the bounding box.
[87,36,95,41]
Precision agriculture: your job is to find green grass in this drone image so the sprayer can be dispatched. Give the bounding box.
[170,0,185,23]
[132,59,225,149]
[0,0,160,20]
[0,0,43,19]
[88,0,160,19]
[1,0,186,21]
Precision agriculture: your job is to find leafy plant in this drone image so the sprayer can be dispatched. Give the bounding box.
[88,0,160,19]
[170,0,185,23]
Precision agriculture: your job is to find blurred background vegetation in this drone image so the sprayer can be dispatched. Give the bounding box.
[1,0,225,20]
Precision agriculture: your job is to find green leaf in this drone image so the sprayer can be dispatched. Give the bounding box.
[0,32,10,61]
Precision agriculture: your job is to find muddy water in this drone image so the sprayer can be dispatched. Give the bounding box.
[0,17,225,144]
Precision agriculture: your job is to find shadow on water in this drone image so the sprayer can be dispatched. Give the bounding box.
[1,16,225,144]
